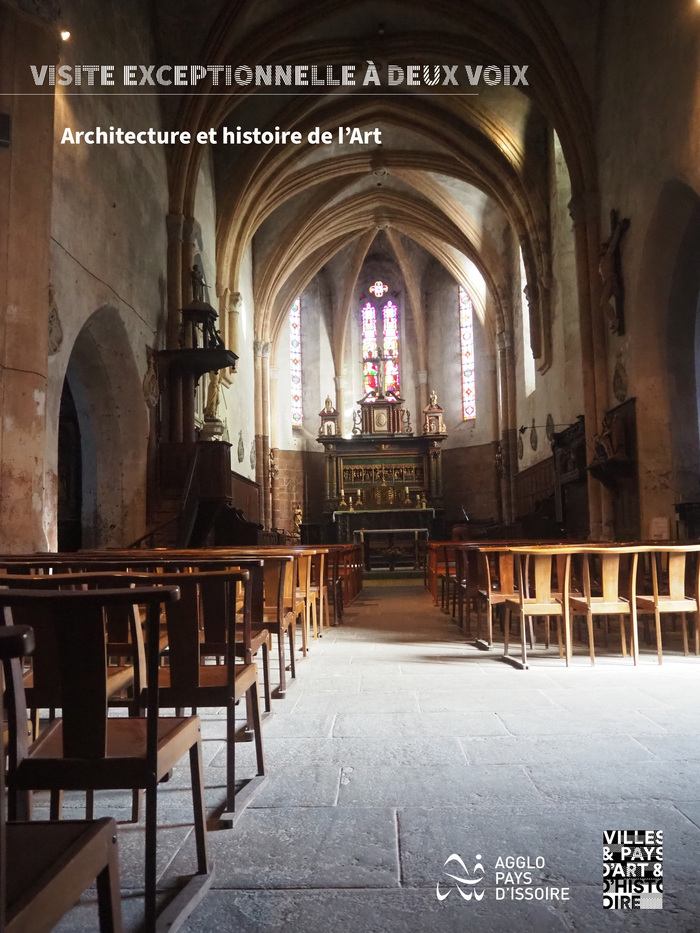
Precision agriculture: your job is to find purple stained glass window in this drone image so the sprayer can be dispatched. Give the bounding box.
[382,300,400,395]
[459,286,476,420]
[361,301,378,395]
[290,297,302,426]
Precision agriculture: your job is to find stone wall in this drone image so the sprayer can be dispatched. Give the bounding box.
[271,448,325,534]
[441,443,500,527]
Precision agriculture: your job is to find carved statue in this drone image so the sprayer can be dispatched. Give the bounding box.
[429,389,438,408]
[324,395,334,412]
[191,264,206,302]
[293,504,303,538]
[593,411,626,462]
[599,210,630,335]
[203,370,221,421]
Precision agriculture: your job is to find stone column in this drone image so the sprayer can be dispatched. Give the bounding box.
[0,5,57,552]
[496,331,516,526]
[254,339,264,494]
[417,370,429,414]
[261,343,271,529]
[269,364,279,525]
[228,291,242,358]
[166,213,184,350]
[254,339,271,528]
[334,374,346,436]
[216,283,229,348]
[569,191,611,540]
[486,355,503,524]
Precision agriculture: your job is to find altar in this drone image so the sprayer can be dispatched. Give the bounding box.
[317,370,447,544]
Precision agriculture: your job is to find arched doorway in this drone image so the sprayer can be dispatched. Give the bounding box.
[57,380,82,551]
[58,306,149,548]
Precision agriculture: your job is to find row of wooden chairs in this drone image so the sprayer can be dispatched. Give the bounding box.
[429,541,700,669]
[0,543,363,931]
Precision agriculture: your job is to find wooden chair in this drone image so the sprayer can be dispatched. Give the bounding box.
[262,556,297,695]
[123,570,266,828]
[636,545,700,663]
[309,551,328,634]
[284,556,309,657]
[438,546,457,614]
[295,553,318,648]
[0,586,211,933]
[0,624,123,933]
[476,550,518,648]
[325,548,344,626]
[504,549,572,669]
[569,547,641,664]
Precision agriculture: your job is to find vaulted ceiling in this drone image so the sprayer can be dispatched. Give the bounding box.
[158,0,601,366]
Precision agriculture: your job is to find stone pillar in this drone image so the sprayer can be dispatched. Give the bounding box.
[166,213,184,350]
[254,339,271,528]
[496,331,516,526]
[216,283,229,347]
[569,191,611,540]
[228,291,242,358]
[334,374,345,436]
[269,364,279,524]
[182,217,198,303]
[254,339,264,494]
[0,5,57,552]
[261,344,271,530]
[417,370,429,413]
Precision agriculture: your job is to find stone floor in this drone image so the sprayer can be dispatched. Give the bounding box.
[55,582,700,932]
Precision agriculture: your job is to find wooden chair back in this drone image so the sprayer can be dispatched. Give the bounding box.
[0,624,124,933]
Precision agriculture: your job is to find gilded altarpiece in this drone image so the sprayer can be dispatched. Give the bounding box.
[318,393,447,542]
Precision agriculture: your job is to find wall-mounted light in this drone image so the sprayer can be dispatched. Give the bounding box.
[60,30,71,41]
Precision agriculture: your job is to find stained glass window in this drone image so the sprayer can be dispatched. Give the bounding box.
[382,300,400,395]
[290,297,302,426]
[361,301,378,395]
[459,286,476,420]
[361,285,401,397]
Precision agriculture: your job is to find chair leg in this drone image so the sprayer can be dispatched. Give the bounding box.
[225,690,237,815]
[261,642,271,713]
[96,830,122,933]
[86,789,94,820]
[144,781,158,933]
[527,615,535,650]
[131,789,143,823]
[681,612,689,657]
[298,609,308,657]
[248,682,265,778]
[520,613,529,669]
[287,623,296,680]
[50,788,62,820]
[188,737,209,874]
[277,630,287,695]
[555,617,563,659]
[619,614,627,659]
[586,611,595,664]
[654,608,663,664]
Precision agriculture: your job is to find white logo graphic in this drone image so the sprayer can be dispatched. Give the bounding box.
[436,853,485,902]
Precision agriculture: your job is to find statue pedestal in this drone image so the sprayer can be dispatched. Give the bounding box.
[200,419,225,441]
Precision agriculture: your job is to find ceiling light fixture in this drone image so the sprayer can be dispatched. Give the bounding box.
[60,29,71,41]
